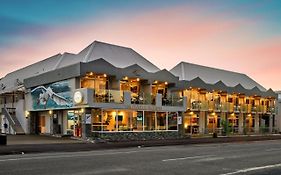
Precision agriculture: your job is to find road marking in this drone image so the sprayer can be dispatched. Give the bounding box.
[71,168,129,175]
[220,163,281,175]
[0,150,141,162]
[194,156,225,162]
[162,155,214,162]
[265,148,281,152]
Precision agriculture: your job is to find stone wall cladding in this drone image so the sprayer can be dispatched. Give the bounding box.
[92,131,188,142]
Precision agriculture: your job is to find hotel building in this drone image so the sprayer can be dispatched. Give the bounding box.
[0,41,279,140]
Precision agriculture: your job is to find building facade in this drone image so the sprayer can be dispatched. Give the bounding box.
[0,41,279,140]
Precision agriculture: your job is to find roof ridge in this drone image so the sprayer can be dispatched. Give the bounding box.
[53,53,67,70]
[82,41,96,63]
[180,61,246,75]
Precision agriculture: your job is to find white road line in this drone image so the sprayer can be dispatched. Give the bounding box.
[162,155,214,162]
[71,168,129,175]
[220,163,281,175]
[194,157,225,162]
[265,148,281,152]
[0,150,140,162]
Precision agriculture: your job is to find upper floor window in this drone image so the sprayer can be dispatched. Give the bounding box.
[120,78,140,97]
[81,72,108,91]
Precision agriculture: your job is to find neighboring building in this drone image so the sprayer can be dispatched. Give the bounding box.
[0,41,279,140]
[275,91,281,132]
[170,62,278,135]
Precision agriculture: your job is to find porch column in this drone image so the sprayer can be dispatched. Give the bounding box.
[254,113,260,133]
[82,108,92,139]
[49,114,54,135]
[269,114,273,133]
[238,113,244,134]
[199,111,206,134]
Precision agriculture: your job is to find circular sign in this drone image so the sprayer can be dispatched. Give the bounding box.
[74,91,83,104]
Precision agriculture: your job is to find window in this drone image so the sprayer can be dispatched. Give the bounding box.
[168,112,178,130]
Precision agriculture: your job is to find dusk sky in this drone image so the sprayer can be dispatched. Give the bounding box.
[1,0,281,90]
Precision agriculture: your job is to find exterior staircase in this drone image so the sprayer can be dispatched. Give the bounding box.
[2,107,25,135]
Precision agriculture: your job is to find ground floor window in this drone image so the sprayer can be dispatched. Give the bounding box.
[91,109,178,132]
[184,112,199,134]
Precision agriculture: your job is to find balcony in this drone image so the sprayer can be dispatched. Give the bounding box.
[234,105,240,113]
[221,103,228,112]
[214,103,222,112]
[251,106,257,113]
[191,101,201,111]
[162,96,184,107]
[240,104,251,113]
[94,89,124,104]
[266,106,276,114]
[131,92,155,105]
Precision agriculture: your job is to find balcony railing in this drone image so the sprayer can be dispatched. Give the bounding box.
[94,89,124,103]
[191,101,201,111]
[234,105,240,112]
[266,106,275,113]
[162,97,183,106]
[187,99,274,114]
[131,92,155,105]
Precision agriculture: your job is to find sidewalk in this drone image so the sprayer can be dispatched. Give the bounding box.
[1,134,281,155]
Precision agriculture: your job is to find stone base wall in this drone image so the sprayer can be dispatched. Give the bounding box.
[92,131,187,142]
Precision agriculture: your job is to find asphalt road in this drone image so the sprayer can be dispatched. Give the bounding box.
[0,140,281,175]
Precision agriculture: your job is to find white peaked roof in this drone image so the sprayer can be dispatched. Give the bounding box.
[0,41,160,93]
[77,41,160,72]
[170,62,266,91]
[0,54,62,93]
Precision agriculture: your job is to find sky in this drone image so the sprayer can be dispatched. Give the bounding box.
[0,0,281,90]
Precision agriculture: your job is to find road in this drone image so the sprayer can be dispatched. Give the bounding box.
[0,140,281,175]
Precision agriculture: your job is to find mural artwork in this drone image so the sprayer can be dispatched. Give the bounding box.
[31,80,73,110]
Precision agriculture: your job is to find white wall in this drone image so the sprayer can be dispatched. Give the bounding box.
[15,99,28,133]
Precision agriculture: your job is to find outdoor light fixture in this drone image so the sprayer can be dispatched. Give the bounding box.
[136,78,140,81]
[154,80,158,84]
[25,111,30,118]
[49,110,53,115]
[124,76,128,80]
[164,82,168,85]
[103,74,107,77]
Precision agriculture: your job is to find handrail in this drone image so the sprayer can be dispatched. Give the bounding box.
[2,107,16,125]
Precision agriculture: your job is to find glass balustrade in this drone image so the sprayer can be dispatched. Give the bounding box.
[94,89,124,103]
[131,92,155,105]
[162,96,183,106]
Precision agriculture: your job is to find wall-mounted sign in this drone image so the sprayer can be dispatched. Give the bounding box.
[130,104,161,111]
[85,114,91,124]
[177,116,182,125]
[31,80,72,110]
[74,91,83,104]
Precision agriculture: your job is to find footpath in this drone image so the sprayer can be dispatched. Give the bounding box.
[1,134,281,155]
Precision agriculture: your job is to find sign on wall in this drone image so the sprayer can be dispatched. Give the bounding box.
[177,116,182,125]
[31,80,73,110]
[85,114,91,124]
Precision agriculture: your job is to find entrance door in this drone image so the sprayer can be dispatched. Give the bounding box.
[67,110,82,137]
[38,116,46,134]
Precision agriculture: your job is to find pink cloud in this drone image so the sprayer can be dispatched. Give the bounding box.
[0,5,280,90]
